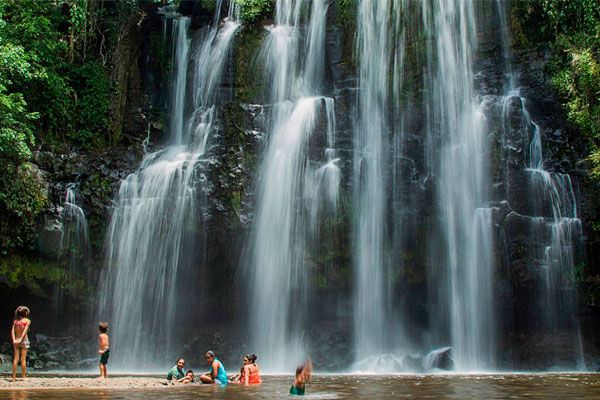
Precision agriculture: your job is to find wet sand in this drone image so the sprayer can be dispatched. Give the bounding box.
[0,376,172,390]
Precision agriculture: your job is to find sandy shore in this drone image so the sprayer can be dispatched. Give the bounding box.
[0,376,175,390]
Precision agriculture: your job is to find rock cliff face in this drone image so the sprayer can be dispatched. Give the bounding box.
[17,0,600,371]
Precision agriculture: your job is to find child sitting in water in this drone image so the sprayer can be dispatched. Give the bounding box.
[178,370,197,383]
[290,356,312,396]
[98,322,110,379]
[229,365,244,384]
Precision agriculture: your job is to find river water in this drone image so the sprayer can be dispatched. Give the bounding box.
[1,374,599,399]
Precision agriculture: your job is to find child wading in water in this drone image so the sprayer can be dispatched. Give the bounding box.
[98,322,110,378]
[290,356,312,395]
[11,306,31,382]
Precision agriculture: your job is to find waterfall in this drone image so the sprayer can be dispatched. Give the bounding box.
[90,0,588,373]
[420,0,495,371]
[98,4,239,370]
[59,185,91,272]
[495,0,585,369]
[351,0,494,371]
[507,94,585,369]
[248,0,339,372]
[353,0,394,365]
[56,184,90,311]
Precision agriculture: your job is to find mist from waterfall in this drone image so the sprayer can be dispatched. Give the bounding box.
[248,0,339,372]
[98,3,239,370]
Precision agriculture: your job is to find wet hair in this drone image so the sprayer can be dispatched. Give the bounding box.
[98,322,108,333]
[186,369,193,375]
[246,354,257,363]
[295,365,304,376]
[14,306,30,320]
[206,351,215,358]
[177,358,185,364]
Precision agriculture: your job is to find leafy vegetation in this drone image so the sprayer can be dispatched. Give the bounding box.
[235,0,273,23]
[542,0,600,178]
[514,0,600,178]
[0,0,145,253]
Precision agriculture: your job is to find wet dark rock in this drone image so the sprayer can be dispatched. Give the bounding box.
[0,354,11,367]
[74,358,99,371]
[45,361,62,370]
[424,347,454,371]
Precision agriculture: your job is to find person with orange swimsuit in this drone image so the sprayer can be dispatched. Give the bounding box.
[243,353,261,385]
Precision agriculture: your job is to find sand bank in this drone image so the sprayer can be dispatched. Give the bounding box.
[0,376,175,390]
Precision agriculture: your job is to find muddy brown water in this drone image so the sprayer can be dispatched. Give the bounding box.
[1,374,600,399]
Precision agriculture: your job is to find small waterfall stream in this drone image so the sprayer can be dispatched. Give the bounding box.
[495,1,585,369]
[502,93,585,369]
[59,185,91,272]
[56,184,91,311]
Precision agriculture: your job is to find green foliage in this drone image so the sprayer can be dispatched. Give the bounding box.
[510,2,553,50]
[338,0,357,27]
[202,0,217,12]
[0,0,145,252]
[542,0,600,37]
[541,0,600,177]
[0,256,63,297]
[0,255,89,302]
[234,27,266,102]
[68,61,112,146]
[235,0,273,23]
[335,0,357,71]
[516,1,600,177]
[0,44,37,162]
[0,164,48,251]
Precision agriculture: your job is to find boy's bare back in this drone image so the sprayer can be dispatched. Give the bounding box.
[98,333,109,352]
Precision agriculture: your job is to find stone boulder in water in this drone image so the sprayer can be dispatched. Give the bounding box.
[424,347,454,371]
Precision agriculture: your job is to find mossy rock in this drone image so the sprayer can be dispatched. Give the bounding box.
[233,25,268,104]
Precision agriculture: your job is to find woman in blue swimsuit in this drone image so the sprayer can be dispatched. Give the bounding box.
[200,350,228,385]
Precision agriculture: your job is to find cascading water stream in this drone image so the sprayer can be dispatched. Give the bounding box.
[248,0,339,372]
[56,184,91,312]
[98,4,239,370]
[59,185,91,272]
[495,0,585,369]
